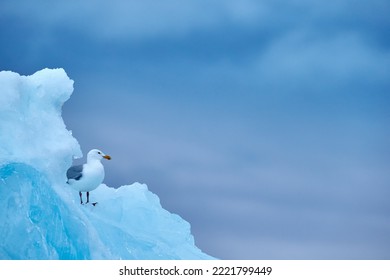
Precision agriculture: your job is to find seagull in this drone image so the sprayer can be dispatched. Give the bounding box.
[66,149,111,205]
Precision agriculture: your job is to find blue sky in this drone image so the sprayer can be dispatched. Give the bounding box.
[1,0,389,259]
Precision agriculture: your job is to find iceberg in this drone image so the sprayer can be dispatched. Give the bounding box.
[0,68,213,260]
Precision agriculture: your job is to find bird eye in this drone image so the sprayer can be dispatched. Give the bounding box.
[98,152,101,154]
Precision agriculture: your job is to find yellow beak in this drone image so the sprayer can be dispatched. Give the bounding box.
[103,155,111,160]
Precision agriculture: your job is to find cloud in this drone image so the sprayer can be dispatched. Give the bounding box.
[1,0,267,40]
[6,0,388,44]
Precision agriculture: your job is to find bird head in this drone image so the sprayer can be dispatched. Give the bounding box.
[87,149,111,161]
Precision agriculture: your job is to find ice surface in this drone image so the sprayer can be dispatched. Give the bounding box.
[0,69,213,260]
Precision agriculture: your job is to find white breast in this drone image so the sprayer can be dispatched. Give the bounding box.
[69,161,105,192]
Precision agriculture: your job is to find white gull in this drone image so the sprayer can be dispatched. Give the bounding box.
[66,149,111,205]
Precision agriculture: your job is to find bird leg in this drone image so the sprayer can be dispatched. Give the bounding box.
[79,191,83,204]
[86,192,90,204]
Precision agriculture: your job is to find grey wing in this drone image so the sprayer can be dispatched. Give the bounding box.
[66,164,83,181]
